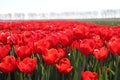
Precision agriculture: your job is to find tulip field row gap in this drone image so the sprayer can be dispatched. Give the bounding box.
[0,20,120,80]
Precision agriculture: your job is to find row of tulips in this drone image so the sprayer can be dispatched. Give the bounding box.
[0,20,120,80]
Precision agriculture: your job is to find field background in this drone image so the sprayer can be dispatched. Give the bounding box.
[1,18,120,26]
[77,18,120,26]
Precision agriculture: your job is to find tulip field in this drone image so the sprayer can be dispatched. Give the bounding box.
[0,20,120,80]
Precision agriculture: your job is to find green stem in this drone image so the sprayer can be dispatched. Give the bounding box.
[28,74,31,80]
[82,55,86,71]
[73,51,81,80]
[7,73,10,80]
[62,74,64,80]
[99,60,104,80]
[10,46,15,56]
[47,66,51,80]
[10,72,15,80]
[79,55,86,80]
[20,73,23,80]
[93,60,98,71]
[114,56,120,80]
[41,63,45,80]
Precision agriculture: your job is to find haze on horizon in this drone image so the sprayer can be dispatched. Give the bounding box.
[0,0,120,14]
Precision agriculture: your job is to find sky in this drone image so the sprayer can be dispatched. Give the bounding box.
[0,0,120,14]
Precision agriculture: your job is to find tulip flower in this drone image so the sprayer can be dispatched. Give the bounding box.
[58,33,70,46]
[34,39,50,55]
[0,45,10,59]
[57,48,68,58]
[70,40,81,50]
[42,48,60,65]
[46,35,59,48]
[73,25,89,39]
[0,56,17,73]
[0,31,9,44]
[90,34,103,49]
[107,37,120,55]
[82,71,98,80]
[17,57,37,74]
[56,58,73,74]
[14,45,32,59]
[79,39,95,55]
[93,47,108,60]
[99,27,114,41]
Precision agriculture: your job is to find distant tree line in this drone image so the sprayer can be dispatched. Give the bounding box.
[0,9,120,20]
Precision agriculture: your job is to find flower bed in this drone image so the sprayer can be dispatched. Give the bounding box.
[0,20,120,80]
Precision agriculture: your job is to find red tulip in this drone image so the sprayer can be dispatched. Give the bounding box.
[0,31,9,44]
[57,33,69,46]
[46,35,59,48]
[0,45,10,59]
[11,33,24,46]
[22,31,32,38]
[0,56,17,73]
[79,39,95,55]
[34,39,50,55]
[93,47,108,60]
[73,25,89,39]
[99,27,114,41]
[107,37,120,55]
[42,48,60,65]
[90,34,103,49]
[70,40,81,50]
[56,58,73,74]
[17,57,37,74]
[63,29,74,45]
[82,71,98,80]
[14,45,32,59]
[57,48,68,58]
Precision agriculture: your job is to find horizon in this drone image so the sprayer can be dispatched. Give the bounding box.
[0,0,120,20]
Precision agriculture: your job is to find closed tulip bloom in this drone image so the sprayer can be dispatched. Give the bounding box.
[0,45,10,59]
[57,48,68,58]
[58,33,70,46]
[82,71,98,80]
[34,39,50,55]
[79,39,94,56]
[93,47,108,60]
[91,34,103,49]
[70,40,81,50]
[17,57,37,74]
[22,31,32,38]
[42,48,60,65]
[0,31,9,44]
[46,35,59,48]
[73,25,89,39]
[0,56,17,73]
[14,45,32,59]
[56,58,73,74]
[107,37,120,55]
